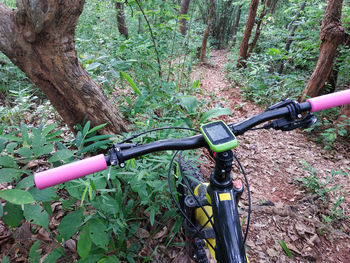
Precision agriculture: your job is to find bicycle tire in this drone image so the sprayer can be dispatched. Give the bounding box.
[176,160,215,263]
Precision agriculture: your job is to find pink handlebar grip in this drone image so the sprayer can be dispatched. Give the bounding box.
[306,89,350,112]
[34,154,108,190]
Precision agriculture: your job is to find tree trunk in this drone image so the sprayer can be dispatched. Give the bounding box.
[199,0,215,63]
[231,5,242,48]
[247,0,268,56]
[0,1,127,134]
[237,0,259,68]
[269,0,278,14]
[300,0,345,101]
[179,0,191,35]
[115,2,129,39]
[277,1,307,74]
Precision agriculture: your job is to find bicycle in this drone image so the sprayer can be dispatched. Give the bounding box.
[34,89,350,263]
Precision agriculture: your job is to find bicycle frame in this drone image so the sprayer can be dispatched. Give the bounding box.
[183,150,247,263]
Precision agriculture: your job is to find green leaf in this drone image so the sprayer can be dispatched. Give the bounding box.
[6,142,18,154]
[43,247,64,263]
[199,108,232,124]
[24,203,49,230]
[42,123,57,137]
[89,219,109,249]
[48,149,74,163]
[3,202,23,227]
[0,202,2,217]
[33,144,54,157]
[120,71,141,95]
[0,189,34,204]
[20,123,30,146]
[150,209,155,226]
[16,176,35,189]
[58,208,84,241]
[42,201,53,216]
[180,96,197,114]
[78,140,111,154]
[83,121,91,137]
[28,187,57,202]
[0,168,21,183]
[78,225,92,259]
[0,156,16,168]
[17,147,33,158]
[29,241,41,263]
[279,240,293,259]
[84,135,113,143]
[1,256,10,263]
[0,138,6,153]
[88,123,108,135]
[75,131,83,148]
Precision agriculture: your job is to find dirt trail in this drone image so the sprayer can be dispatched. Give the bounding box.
[191,50,350,263]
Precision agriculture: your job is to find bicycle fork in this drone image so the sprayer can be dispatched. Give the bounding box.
[184,150,248,263]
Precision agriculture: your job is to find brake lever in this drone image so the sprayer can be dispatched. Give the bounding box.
[266,113,317,131]
[266,99,293,111]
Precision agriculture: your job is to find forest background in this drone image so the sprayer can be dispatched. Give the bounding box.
[0,0,349,262]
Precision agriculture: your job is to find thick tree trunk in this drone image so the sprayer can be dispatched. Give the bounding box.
[277,1,307,74]
[0,1,127,134]
[300,0,345,101]
[115,2,129,39]
[237,0,259,68]
[179,0,191,35]
[231,5,242,48]
[199,0,215,63]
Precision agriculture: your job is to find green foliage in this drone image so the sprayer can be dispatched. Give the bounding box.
[304,109,350,150]
[296,162,348,225]
[279,240,293,259]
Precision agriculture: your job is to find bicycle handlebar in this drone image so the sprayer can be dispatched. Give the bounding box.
[34,89,350,189]
[307,89,350,112]
[34,154,107,189]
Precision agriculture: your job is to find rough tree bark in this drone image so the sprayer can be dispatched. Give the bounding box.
[237,0,259,68]
[300,0,345,101]
[199,0,215,63]
[277,1,307,74]
[230,5,242,48]
[179,0,191,35]
[115,2,129,39]
[0,1,127,134]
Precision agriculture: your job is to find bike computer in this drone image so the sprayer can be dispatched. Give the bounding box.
[200,120,238,152]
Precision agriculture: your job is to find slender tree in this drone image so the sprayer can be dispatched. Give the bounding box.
[179,0,191,35]
[0,1,127,134]
[231,5,242,48]
[247,0,269,56]
[115,1,129,39]
[277,1,307,74]
[269,0,278,14]
[300,0,345,101]
[237,0,260,68]
[199,0,215,63]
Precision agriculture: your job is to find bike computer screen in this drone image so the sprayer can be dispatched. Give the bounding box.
[200,120,238,152]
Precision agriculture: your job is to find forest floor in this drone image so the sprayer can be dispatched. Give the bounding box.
[188,49,350,262]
